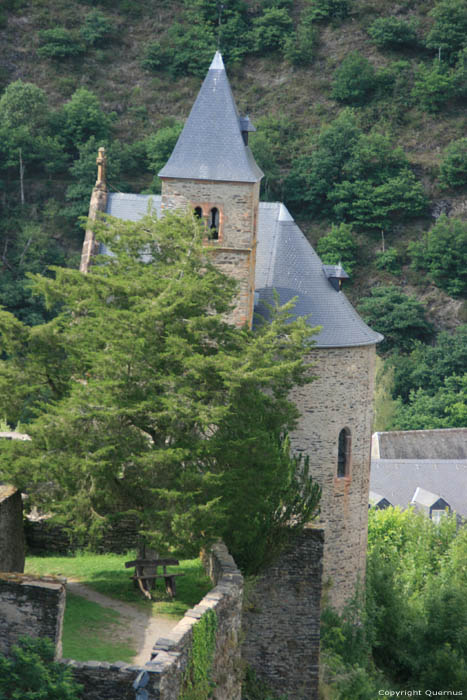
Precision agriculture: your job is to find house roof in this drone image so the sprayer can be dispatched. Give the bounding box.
[370,458,467,517]
[158,52,263,183]
[372,428,467,460]
[103,194,382,349]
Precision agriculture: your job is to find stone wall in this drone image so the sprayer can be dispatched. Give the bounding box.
[161,178,259,327]
[65,542,243,700]
[290,345,376,611]
[0,573,65,659]
[242,527,323,700]
[0,485,25,572]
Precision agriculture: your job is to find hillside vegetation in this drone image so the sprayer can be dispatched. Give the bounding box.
[1,0,467,429]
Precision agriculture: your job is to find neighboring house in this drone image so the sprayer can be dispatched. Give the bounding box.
[370,429,467,520]
[81,52,382,610]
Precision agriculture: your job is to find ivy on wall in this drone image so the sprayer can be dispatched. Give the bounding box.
[179,609,218,700]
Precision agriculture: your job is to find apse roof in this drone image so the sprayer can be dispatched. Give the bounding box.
[158,52,263,183]
[103,194,382,349]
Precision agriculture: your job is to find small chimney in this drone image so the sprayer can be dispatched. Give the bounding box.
[239,115,255,145]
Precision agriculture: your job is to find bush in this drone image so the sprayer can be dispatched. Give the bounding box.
[358,285,434,353]
[0,637,82,699]
[164,22,216,78]
[61,87,113,152]
[411,61,456,112]
[368,16,419,49]
[426,0,467,61]
[80,9,113,45]
[409,214,467,297]
[145,122,183,192]
[283,13,318,66]
[331,52,378,105]
[250,7,293,53]
[375,247,402,274]
[316,223,358,275]
[306,0,350,21]
[37,28,84,59]
[439,137,467,188]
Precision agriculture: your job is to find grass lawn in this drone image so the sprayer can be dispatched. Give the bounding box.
[62,592,135,663]
[25,551,212,618]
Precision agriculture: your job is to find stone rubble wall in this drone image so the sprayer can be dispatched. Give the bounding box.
[0,486,25,573]
[242,528,324,700]
[66,542,243,700]
[0,573,65,659]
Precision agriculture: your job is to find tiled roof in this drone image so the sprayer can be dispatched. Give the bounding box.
[158,52,263,183]
[103,194,382,349]
[370,458,467,517]
[372,428,467,460]
[254,202,383,347]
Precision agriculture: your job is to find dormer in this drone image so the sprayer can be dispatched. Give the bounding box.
[323,263,349,291]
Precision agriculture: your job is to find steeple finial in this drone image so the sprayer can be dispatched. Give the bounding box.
[209,51,224,71]
[96,147,107,190]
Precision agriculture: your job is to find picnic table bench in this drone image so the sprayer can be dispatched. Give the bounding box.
[124,558,184,600]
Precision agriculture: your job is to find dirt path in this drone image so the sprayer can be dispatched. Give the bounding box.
[67,581,179,665]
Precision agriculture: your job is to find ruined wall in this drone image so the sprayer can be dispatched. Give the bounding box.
[161,178,259,327]
[0,573,65,658]
[66,542,243,700]
[242,527,323,700]
[0,486,25,573]
[290,345,376,610]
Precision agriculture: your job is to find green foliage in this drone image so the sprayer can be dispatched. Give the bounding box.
[141,40,164,71]
[179,609,217,700]
[358,285,433,353]
[284,111,427,229]
[409,215,467,296]
[439,136,467,187]
[322,507,467,694]
[250,7,293,54]
[0,636,82,699]
[375,247,402,275]
[331,52,378,105]
[164,22,216,78]
[316,223,358,275]
[411,61,456,112]
[368,16,419,49]
[390,373,467,429]
[283,10,318,66]
[426,0,467,61]
[306,0,350,21]
[60,87,113,153]
[242,667,287,700]
[37,28,85,59]
[80,9,114,45]
[145,122,183,193]
[0,212,319,571]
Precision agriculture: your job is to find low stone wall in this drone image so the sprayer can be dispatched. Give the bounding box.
[242,527,324,700]
[66,542,244,700]
[0,573,66,659]
[0,485,25,572]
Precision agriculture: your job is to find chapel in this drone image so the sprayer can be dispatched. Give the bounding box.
[81,51,382,610]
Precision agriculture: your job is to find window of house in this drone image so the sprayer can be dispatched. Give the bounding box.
[194,206,202,219]
[337,427,351,478]
[209,207,219,240]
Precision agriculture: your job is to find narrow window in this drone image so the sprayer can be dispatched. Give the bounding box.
[209,207,219,240]
[194,206,202,219]
[337,428,351,478]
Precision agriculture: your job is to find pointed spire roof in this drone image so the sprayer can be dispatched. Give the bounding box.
[159,52,263,183]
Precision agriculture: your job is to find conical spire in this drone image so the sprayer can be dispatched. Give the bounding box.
[159,52,263,183]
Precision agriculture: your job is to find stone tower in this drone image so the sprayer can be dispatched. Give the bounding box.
[81,52,382,611]
[159,52,263,328]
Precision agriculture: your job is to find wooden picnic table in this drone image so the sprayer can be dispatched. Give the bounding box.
[124,558,184,600]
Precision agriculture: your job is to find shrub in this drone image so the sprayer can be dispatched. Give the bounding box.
[37,28,84,59]
[426,0,467,61]
[61,87,113,151]
[283,13,318,66]
[0,637,82,699]
[331,52,377,105]
[306,0,350,21]
[80,9,113,45]
[368,16,419,49]
[165,22,216,78]
[145,122,183,192]
[439,137,467,188]
[411,61,456,112]
[316,223,358,275]
[409,215,467,297]
[250,7,293,53]
[141,40,164,71]
[375,247,402,274]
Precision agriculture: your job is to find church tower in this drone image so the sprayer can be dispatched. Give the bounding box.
[159,52,263,328]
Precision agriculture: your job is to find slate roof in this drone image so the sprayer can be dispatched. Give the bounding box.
[158,52,263,183]
[370,458,467,518]
[372,428,467,460]
[103,194,382,349]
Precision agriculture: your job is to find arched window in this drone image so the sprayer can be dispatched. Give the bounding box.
[209,207,219,240]
[194,206,202,219]
[337,428,351,478]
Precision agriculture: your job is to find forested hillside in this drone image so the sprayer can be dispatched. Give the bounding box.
[1,0,467,429]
